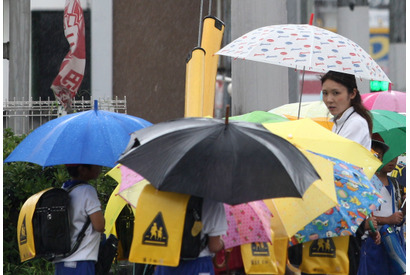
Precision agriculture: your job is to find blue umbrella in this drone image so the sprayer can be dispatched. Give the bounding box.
[4,100,152,168]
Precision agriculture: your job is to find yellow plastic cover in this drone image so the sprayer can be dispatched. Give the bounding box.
[185,47,205,117]
[201,16,225,117]
[18,188,53,262]
[240,231,278,274]
[299,236,350,274]
[128,184,190,266]
[272,237,289,275]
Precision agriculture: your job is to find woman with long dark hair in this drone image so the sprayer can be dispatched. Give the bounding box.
[321,70,373,150]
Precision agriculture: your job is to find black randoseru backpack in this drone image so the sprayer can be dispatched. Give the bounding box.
[180,196,207,260]
[32,188,72,257]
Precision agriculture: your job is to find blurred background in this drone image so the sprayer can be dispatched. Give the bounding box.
[3,0,406,134]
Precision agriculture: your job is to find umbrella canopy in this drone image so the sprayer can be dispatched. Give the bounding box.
[103,183,132,238]
[269,101,333,130]
[289,153,382,245]
[4,101,152,168]
[362,91,406,113]
[107,164,149,208]
[269,101,331,118]
[230,110,289,124]
[118,117,320,205]
[371,110,406,165]
[263,118,381,179]
[265,149,338,240]
[223,201,273,249]
[216,24,390,82]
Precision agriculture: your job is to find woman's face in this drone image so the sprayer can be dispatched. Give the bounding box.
[322,79,356,118]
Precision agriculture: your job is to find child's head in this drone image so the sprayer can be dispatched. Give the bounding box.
[371,140,389,162]
[66,164,102,181]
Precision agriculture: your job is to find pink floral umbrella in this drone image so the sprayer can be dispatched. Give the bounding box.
[361,91,406,113]
[114,164,149,208]
[223,201,273,249]
[216,24,390,82]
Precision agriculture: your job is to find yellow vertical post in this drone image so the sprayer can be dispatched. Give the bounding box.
[184,47,205,117]
[200,16,225,117]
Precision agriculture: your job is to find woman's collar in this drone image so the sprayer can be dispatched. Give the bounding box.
[332,106,354,123]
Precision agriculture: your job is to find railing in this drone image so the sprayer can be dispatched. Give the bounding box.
[3,96,127,135]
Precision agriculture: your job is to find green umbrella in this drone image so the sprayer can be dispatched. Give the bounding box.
[230,110,289,124]
[371,110,406,165]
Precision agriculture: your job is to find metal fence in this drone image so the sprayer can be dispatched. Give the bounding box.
[3,96,128,135]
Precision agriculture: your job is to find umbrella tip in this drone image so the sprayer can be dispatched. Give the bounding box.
[225,105,230,125]
[94,100,98,111]
[309,13,314,25]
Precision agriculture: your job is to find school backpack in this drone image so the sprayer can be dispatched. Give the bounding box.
[17,183,90,262]
[115,204,134,260]
[180,195,206,260]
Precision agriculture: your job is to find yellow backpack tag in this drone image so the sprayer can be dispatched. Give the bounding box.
[299,236,350,274]
[129,184,190,266]
[18,188,53,262]
[240,231,279,274]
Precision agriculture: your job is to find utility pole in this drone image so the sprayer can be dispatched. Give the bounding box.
[389,0,406,91]
[8,0,31,134]
[337,0,371,93]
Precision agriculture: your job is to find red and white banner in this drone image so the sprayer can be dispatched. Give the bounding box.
[51,0,86,111]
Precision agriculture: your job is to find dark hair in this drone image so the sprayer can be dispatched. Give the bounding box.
[371,139,389,155]
[321,71,373,135]
[66,164,92,178]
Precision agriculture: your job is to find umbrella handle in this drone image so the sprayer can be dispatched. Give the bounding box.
[369,219,376,233]
[225,105,230,125]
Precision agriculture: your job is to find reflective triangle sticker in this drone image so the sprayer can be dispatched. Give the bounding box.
[309,238,336,258]
[251,242,270,256]
[142,212,168,246]
[20,215,27,245]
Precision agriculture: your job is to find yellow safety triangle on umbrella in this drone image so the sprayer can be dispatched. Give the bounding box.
[185,47,205,117]
[264,149,337,240]
[200,16,225,117]
[129,184,190,267]
[263,118,381,179]
[17,188,53,262]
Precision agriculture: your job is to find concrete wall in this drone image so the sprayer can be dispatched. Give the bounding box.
[113,1,203,123]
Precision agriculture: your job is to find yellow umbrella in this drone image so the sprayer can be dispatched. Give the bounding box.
[263,118,381,179]
[270,101,334,130]
[269,101,331,119]
[264,149,337,240]
[104,164,148,237]
[284,114,333,130]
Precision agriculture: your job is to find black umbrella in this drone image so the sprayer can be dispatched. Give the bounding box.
[118,117,320,205]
